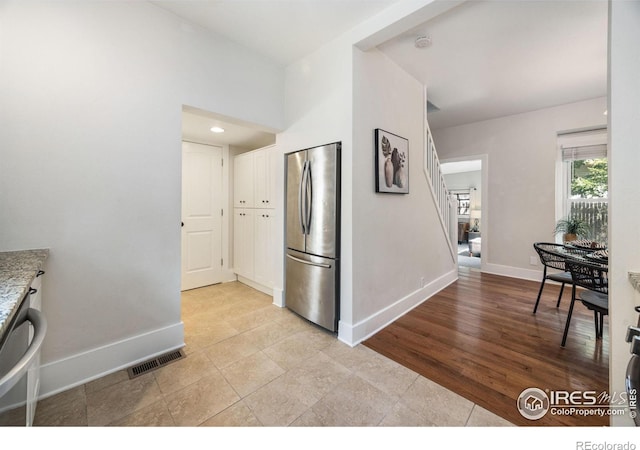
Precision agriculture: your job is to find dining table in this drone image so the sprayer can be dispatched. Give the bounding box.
[561,239,608,266]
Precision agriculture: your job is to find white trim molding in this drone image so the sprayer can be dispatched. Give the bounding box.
[272,286,284,308]
[236,275,273,297]
[482,262,541,282]
[337,269,458,346]
[39,322,184,400]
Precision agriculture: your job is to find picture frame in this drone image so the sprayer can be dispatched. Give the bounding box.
[375,128,409,194]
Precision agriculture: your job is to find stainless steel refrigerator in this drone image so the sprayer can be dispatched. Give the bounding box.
[285,142,340,332]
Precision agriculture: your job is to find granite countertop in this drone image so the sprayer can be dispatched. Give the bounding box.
[0,249,49,340]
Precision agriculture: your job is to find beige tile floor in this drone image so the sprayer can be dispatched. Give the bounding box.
[32,281,515,427]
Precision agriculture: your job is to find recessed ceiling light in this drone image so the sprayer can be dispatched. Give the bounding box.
[210,126,225,133]
[603,110,608,116]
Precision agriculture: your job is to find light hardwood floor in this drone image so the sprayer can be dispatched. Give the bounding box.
[28,281,512,427]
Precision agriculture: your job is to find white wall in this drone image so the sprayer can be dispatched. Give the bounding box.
[276,0,456,345]
[0,1,284,395]
[432,97,607,280]
[608,0,640,427]
[350,48,456,341]
[276,37,355,330]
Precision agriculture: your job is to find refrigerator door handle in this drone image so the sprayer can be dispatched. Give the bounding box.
[299,160,309,235]
[305,163,312,233]
[286,253,332,269]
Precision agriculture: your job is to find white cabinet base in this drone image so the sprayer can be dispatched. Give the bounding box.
[236,275,273,297]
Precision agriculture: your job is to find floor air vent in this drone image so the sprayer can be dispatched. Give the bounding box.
[127,349,185,379]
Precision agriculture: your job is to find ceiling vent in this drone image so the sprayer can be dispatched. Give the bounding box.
[427,100,440,113]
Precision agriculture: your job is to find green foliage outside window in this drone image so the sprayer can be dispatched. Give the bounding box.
[571,158,608,198]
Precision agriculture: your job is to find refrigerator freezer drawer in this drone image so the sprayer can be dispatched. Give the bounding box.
[285,250,338,332]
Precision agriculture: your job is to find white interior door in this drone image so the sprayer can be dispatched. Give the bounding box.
[181,142,223,291]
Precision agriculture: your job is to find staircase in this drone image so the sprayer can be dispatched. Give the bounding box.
[423,113,458,262]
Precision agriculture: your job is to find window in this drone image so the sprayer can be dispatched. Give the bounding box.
[452,191,471,216]
[557,129,608,243]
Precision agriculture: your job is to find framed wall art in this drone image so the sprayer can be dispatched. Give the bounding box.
[375,128,409,194]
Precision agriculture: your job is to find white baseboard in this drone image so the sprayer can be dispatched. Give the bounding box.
[236,275,274,297]
[235,276,283,307]
[39,322,184,400]
[222,271,239,284]
[482,262,542,282]
[337,269,458,346]
[272,287,284,308]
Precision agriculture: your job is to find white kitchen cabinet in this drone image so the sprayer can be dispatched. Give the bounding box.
[233,152,255,208]
[253,211,275,288]
[233,208,255,280]
[233,145,276,209]
[253,148,275,208]
[232,145,278,292]
[233,208,277,290]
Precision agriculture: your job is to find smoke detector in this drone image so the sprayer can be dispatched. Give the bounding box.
[414,35,432,49]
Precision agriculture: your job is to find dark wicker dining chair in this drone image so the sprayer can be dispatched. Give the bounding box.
[532,242,574,314]
[561,258,609,347]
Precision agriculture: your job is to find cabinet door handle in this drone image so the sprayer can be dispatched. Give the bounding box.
[37,270,45,277]
[29,288,38,295]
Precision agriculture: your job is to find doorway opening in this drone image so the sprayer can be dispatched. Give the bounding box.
[441,157,485,270]
[180,105,276,292]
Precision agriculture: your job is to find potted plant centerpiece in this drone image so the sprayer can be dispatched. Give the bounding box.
[554,217,588,243]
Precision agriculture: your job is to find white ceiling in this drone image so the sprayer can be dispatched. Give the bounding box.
[152,0,398,66]
[182,107,276,149]
[170,0,608,145]
[441,159,481,175]
[378,0,608,129]
[171,0,399,148]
